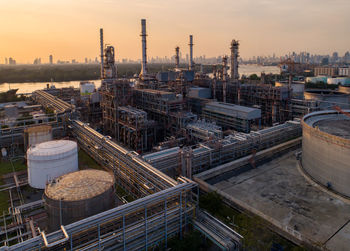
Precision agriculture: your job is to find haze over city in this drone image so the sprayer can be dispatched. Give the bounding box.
[1,0,350,63]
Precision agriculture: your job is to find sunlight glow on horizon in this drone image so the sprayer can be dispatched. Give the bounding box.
[1,0,349,63]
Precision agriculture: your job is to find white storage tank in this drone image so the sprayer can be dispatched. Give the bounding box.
[27,140,78,189]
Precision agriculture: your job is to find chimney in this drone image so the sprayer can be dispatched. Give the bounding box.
[189,35,194,70]
[230,39,239,81]
[140,19,148,78]
[175,46,180,69]
[100,28,104,79]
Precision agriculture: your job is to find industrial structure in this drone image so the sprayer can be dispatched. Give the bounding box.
[140,19,148,80]
[301,110,350,197]
[230,40,239,81]
[1,88,242,250]
[202,102,261,132]
[2,17,350,251]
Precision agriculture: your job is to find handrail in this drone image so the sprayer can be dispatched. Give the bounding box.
[41,225,69,248]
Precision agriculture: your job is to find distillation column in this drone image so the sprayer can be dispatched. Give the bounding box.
[100,28,104,79]
[175,46,180,69]
[189,35,194,70]
[140,19,148,79]
[230,39,239,81]
[222,56,228,102]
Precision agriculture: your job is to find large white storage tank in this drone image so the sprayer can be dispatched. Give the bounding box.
[27,140,78,189]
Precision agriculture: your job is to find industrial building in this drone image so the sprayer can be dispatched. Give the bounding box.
[202,102,261,132]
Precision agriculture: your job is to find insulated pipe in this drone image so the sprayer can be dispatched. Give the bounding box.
[189,35,194,70]
[140,19,148,77]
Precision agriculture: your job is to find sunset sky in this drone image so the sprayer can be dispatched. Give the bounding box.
[1,0,349,63]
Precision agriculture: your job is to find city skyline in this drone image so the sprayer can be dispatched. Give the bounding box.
[1,0,350,63]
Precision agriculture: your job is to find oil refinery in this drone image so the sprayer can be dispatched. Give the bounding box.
[0,18,350,251]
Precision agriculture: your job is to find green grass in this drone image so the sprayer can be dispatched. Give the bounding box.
[0,159,27,176]
[0,159,27,213]
[199,192,306,251]
[78,149,103,170]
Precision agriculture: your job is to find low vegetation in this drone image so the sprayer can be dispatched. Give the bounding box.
[78,149,102,170]
[0,63,210,84]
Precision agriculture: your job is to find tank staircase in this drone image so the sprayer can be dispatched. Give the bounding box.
[193,210,242,251]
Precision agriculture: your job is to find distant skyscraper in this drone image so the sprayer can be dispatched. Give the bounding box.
[5,58,8,65]
[49,55,53,64]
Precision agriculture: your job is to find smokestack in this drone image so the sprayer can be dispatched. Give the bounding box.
[222,56,228,81]
[230,39,239,81]
[140,19,148,78]
[189,35,194,70]
[175,46,180,69]
[100,28,104,79]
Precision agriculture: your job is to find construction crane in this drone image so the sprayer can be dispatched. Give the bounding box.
[333,105,350,118]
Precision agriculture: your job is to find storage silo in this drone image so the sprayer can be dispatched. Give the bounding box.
[43,170,115,231]
[27,140,78,189]
[302,110,350,197]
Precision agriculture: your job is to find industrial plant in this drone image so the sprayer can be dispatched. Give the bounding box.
[0,18,350,251]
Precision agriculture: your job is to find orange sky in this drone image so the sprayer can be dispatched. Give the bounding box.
[1,0,349,63]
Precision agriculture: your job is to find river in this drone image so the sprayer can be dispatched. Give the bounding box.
[0,64,279,94]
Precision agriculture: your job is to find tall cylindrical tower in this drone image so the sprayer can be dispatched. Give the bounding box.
[230,39,239,81]
[140,19,148,78]
[100,28,104,79]
[175,46,180,69]
[189,35,194,70]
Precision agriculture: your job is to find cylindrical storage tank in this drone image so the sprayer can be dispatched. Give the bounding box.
[301,110,350,197]
[304,89,350,109]
[44,170,115,231]
[25,125,53,148]
[27,140,78,189]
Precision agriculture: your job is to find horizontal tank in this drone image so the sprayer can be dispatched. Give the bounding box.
[302,110,350,197]
[44,170,115,231]
[27,140,78,189]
